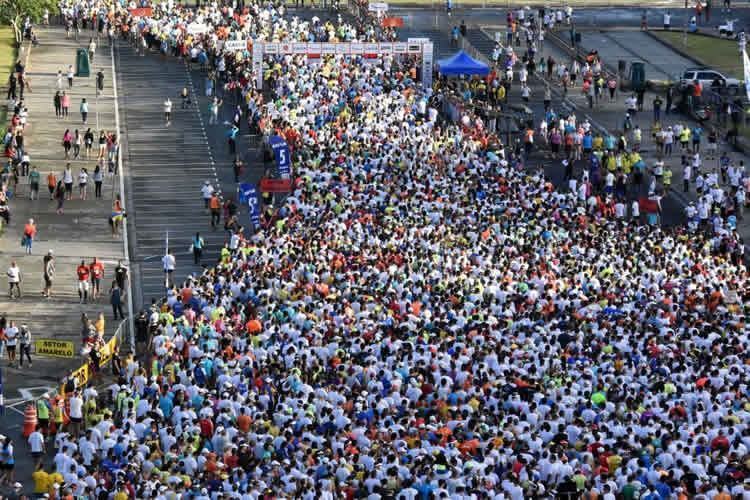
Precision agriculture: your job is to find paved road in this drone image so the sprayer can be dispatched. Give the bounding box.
[0,27,124,404]
[576,30,695,81]
[116,40,262,309]
[395,6,750,33]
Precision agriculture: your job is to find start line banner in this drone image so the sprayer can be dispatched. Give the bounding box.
[262,41,420,56]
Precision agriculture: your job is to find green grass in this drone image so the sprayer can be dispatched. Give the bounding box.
[0,26,17,125]
[651,31,742,80]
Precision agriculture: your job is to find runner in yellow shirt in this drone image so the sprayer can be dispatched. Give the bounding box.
[32,464,50,494]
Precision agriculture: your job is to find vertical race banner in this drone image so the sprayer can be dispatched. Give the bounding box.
[253,42,264,90]
[0,365,4,415]
[269,135,291,178]
[422,42,434,90]
[246,184,261,228]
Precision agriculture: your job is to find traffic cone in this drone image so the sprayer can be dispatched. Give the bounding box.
[22,404,37,437]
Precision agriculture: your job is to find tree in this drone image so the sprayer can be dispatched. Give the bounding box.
[0,0,58,45]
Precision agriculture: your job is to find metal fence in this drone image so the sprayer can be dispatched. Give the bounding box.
[58,318,128,397]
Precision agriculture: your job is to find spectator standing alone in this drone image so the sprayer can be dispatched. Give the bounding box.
[42,250,54,298]
[80,98,88,124]
[22,218,36,254]
[5,321,18,367]
[7,261,21,299]
[18,323,31,368]
[110,280,125,320]
[96,69,104,97]
[88,37,96,61]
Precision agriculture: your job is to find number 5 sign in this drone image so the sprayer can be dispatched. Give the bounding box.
[269,135,291,179]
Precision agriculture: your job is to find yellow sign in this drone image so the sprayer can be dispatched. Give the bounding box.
[60,333,121,397]
[35,339,75,358]
[100,334,119,366]
[71,362,90,386]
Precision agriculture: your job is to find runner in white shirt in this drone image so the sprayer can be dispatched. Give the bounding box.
[28,429,45,467]
[164,98,172,125]
[68,391,84,438]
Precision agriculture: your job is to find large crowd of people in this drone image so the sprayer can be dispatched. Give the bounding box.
[8,0,750,499]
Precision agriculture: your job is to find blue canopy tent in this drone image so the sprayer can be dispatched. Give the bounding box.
[437,50,490,77]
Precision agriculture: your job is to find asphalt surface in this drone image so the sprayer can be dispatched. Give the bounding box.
[395,6,750,33]
[116,40,263,310]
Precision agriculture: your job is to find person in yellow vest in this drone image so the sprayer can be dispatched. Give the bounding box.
[663,165,673,190]
[496,85,506,106]
[679,127,691,152]
[52,396,64,437]
[593,134,603,151]
[221,243,231,264]
[36,394,50,437]
[84,397,98,428]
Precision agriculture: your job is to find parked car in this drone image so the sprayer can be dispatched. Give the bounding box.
[680,67,740,94]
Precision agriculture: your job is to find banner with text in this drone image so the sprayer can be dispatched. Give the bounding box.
[35,339,75,358]
[269,135,291,178]
[245,184,261,228]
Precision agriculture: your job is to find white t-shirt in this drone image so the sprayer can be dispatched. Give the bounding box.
[28,431,44,453]
[5,326,18,346]
[69,396,84,419]
[7,266,20,283]
[164,99,173,113]
[162,254,176,271]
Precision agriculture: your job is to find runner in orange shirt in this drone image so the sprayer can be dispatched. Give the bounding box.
[209,193,221,228]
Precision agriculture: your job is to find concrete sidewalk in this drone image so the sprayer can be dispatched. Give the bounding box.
[0,27,125,407]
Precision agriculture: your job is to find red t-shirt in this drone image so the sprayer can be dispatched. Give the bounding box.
[76,265,90,281]
[90,262,104,279]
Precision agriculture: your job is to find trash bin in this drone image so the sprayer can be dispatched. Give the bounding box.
[75,48,90,77]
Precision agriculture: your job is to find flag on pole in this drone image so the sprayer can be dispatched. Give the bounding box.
[0,365,4,416]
